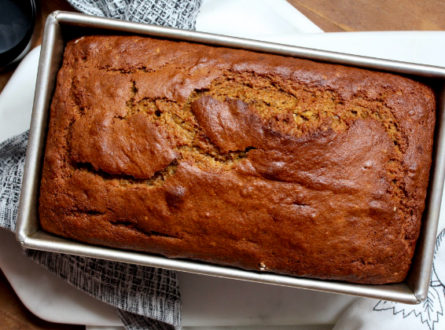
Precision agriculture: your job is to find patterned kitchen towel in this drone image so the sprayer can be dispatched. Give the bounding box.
[0,1,202,329]
[66,0,201,30]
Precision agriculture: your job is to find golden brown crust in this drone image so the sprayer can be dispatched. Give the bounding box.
[39,35,436,284]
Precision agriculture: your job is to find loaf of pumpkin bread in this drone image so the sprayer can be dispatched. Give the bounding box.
[40,35,436,284]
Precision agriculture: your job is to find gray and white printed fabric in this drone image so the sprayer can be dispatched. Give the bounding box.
[0,1,203,329]
[66,0,201,30]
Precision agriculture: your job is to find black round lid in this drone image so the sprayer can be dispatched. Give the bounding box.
[0,0,36,66]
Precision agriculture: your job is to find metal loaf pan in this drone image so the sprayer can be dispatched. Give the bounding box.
[16,11,445,304]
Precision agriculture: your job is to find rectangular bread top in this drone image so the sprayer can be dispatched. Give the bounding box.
[40,35,436,284]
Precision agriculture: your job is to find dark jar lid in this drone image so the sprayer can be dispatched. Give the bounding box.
[0,0,36,68]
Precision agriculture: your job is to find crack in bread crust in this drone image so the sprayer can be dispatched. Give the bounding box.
[70,68,411,224]
[69,68,406,174]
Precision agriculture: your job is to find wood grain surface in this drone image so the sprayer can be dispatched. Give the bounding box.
[1,0,444,329]
[288,0,445,32]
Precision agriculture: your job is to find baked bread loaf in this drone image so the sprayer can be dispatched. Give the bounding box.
[40,35,436,284]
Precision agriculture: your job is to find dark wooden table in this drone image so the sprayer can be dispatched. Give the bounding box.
[1,0,444,328]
